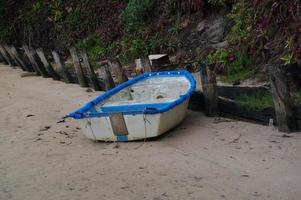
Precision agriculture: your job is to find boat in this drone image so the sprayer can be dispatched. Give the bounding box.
[69,70,196,141]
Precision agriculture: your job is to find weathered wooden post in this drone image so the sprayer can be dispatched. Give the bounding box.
[81,49,101,91]
[140,56,152,72]
[0,44,12,66]
[52,51,74,83]
[69,47,88,87]
[10,46,30,71]
[108,57,128,84]
[0,50,4,63]
[269,64,298,132]
[23,45,45,76]
[3,45,19,67]
[100,62,115,91]
[3,45,18,66]
[36,48,60,80]
[200,63,218,117]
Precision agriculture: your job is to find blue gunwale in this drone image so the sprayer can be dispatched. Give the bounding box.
[69,70,196,119]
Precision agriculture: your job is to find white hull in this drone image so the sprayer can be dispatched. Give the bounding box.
[78,99,189,141]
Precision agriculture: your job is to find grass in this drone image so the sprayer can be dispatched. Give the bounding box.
[236,90,301,111]
[236,90,274,111]
[219,69,255,83]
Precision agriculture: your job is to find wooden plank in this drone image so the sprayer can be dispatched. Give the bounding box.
[109,113,129,136]
[108,57,128,84]
[200,63,218,117]
[81,49,101,91]
[0,44,12,66]
[69,47,88,87]
[36,48,60,80]
[52,51,74,83]
[269,64,298,132]
[100,63,115,91]
[10,46,31,71]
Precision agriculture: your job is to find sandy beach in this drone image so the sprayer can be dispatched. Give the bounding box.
[1,65,301,200]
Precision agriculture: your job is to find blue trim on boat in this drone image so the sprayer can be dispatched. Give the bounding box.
[68,70,196,119]
[101,103,169,113]
[117,135,128,142]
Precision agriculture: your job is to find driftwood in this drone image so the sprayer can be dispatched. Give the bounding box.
[200,63,218,117]
[269,64,298,132]
[36,48,60,80]
[52,51,74,83]
[69,47,88,87]
[81,49,101,91]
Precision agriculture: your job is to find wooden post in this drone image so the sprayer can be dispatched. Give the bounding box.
[140,56,152,72]
[100,63,115,91]
[3,45,19,67]
[69,47,88,87]
[0,50,4,63]
[36,48,60,80]
[81,49,101,91]
[23,45,43,76]
[52,51,74,83]
[0,44,12,66]
[200,63,218,117]
[108,57,128,84]
[3,45,18,66]
[269,64,298,132]
[10,46,31,71]
[7,46,27,70]
[19,47,35,72]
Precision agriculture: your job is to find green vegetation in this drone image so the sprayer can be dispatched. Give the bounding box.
[236,90,301,111]
[0,0,299,74]
[207,48,254,83]
[236,90,274,111]
[293,92,301,106]
[120,0,156,34]
[76,34,106,60]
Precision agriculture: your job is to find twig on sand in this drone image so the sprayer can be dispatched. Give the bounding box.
[228,134,242,144]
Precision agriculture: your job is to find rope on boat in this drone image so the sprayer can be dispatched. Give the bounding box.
[134,112,151,149]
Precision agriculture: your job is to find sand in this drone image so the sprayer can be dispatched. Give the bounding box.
[1,65,301,200]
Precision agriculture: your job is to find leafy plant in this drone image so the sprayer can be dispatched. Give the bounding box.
[280,54,294,65]
[76,34,105,60]
[120,0,156,33]
[227,0,256,43]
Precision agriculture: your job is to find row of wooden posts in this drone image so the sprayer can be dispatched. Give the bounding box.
[201,62,301,133]
[0,43,299,133]
[0,44,155,92]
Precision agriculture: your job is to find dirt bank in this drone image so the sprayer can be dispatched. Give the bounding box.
[0,65,301,200]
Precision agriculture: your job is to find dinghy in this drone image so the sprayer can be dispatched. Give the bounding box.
[69,70,196,141]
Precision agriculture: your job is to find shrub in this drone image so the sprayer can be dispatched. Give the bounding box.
[120,0,156,33]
